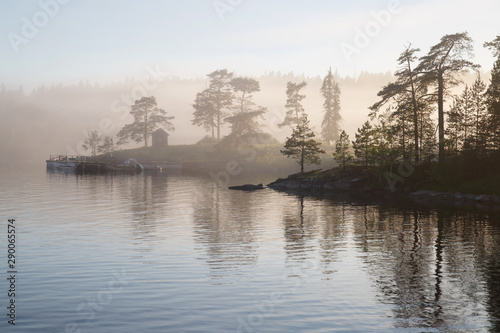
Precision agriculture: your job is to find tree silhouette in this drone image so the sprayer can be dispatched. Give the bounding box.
[117,96,174,147]
[416,32,478,163]
[332,130,352,171]
[278,81,307,128]
[352,121,376,167]
[281,116,325,174]
[98,136,116,154]
[321,68,341,145]
[484,35,500,150]
[218,77,266,148]
[82,130,102,157]
[192,69,233,139]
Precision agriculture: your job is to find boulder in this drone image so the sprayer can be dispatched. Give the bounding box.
[228,184,264,191]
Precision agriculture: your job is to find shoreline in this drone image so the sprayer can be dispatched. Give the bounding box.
[265,170,500,210]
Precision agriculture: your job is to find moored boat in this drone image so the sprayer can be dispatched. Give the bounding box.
[46,155,143,174]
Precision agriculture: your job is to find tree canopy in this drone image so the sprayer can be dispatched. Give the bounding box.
[82,130,102,157]
[333,130,351,171]
[192,69,233,139]
[416,32,478,163]
[321,68,342,145]
[117,96,174,147]
[281,116,325,174]
[278,81,307,128]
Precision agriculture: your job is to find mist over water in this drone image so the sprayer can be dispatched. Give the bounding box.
[2,1,500,332]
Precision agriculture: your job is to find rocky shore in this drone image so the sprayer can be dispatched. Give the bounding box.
[267,176,369,192]
[408,190,500,208]
[266,169,500,209]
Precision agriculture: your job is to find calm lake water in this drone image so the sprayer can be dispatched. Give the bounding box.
[1,162,500,332]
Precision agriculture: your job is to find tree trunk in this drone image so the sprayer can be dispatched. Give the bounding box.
[438,71,445,163]
[300,147,304,174]
[217,108,221,140]
[144,110,149,147]
[407,57,420,164]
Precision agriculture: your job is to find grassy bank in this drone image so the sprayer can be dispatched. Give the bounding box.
[98,143,336,175]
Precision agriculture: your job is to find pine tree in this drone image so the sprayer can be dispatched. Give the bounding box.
[82,130,102,157]
[278,81,307,128]
[446,97,465,155]
[218,77,267,149]
[484,36,500,151]
[281,116,325,174]
[370,45,430,163]
[470,75,488,154]
[192,89,216,138]
[97,136,116,154]
[416,32,478,163]
[321,68,341,145]
[371,109,400,166]
[332,130,351,171]
[352,121,375,167]
[418,103,437,161]
[117,96,174,147]
[192,69,233,139]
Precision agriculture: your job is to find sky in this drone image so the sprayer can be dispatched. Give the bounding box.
[1,0,499,91]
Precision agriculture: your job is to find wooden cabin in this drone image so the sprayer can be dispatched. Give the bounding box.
[152,128,169,148]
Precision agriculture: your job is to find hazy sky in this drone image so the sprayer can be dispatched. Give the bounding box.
[1,0,499,90]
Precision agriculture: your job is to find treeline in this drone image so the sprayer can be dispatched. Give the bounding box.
[1,71,396,161]
[335,32,500,188]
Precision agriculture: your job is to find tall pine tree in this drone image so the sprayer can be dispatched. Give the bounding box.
[278,81,307,128]
[320,68,341,145]
[416,32,478,163]
[192,69,233,139]
[484,36,500,150]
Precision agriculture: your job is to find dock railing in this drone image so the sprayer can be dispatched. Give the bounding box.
[49,155,89,162]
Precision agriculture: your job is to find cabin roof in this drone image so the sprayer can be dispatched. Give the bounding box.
[152,128,169,136]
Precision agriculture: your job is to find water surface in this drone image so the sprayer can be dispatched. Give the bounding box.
[0,162,499,332]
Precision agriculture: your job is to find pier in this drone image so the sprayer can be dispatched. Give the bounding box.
[46,155,143,174]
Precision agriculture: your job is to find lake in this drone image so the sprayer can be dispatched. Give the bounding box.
[1,162,499,332]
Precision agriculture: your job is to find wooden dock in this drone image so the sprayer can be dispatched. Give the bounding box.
[46,155,143,174]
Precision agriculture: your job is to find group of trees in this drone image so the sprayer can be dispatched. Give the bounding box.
[191,68,342,173]
[82,95,175,156]
[279,81,325,173]
[191,69,267,149]
[82,130,116,157]
[335,32,500,174]
[81,32,500,180]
